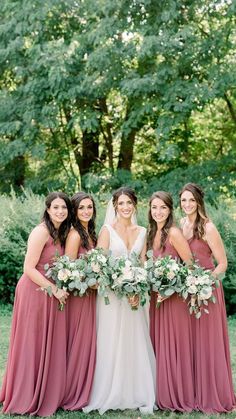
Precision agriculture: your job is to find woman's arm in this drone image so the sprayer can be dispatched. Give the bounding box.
[169,226,193,264]
[205,222,227,276]
[65,228,81,259]
[97,226,110,250]
[24,225,68,302]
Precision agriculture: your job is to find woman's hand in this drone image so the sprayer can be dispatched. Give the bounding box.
[128,295,139,308]
[156,293,169,304]
[52,287,69,306]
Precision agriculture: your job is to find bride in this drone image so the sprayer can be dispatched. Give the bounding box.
[84,187,156,415]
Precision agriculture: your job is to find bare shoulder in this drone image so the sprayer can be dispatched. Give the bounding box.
[29,224,49,240]
[169,225,182,237]
[205,220,218,234]
[27,224,50,249]
[67,227,80,239]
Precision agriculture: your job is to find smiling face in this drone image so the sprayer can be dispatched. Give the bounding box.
[180,190,198,216]
[47,197,68,228]
[116,194,135,220]
[150,197,170,225]
[76,198,94,226]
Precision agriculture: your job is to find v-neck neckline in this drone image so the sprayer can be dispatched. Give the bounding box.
[109,225,143,253]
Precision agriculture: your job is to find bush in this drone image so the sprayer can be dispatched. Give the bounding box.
[0,190,44,303]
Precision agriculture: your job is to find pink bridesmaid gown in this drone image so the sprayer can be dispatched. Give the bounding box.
[61,245,96,411]
[150,239,195,412]
[0,235,67,416]
[189,237,235,413]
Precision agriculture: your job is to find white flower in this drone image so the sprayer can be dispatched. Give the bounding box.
[58,268,71,282]
[154,268,163,277]
[186,275,196,286]
[199,286,212,300]
[98,255,106,264]
[188,284,198,294]
[167,270,176,280]
[112,273,118,280]
[91,262,101,273]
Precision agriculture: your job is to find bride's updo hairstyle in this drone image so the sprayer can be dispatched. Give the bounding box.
[71,191,97,250]
[179,183,209,239]
[112,187,138,214]
[147,191,174,251]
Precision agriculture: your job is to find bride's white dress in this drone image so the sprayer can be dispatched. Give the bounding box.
[83,224,156,415]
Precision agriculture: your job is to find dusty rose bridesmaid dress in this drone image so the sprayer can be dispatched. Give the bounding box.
[150,239,195,412]
[0,235,67,416]
[189,237,235,413]
[61,245,96,411]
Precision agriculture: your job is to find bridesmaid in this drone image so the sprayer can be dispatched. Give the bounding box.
[0,192,71,416]
[61,191,97,411]
[148,191,195,412]
[179,182,235,413]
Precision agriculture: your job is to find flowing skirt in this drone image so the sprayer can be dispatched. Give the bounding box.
[0,275,67,416]
[62,292,96,410]
[84,291,156,415]
[150,292,195,412]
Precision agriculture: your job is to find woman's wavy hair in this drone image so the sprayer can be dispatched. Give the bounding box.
[147,191,174,250]
[42,192,72,246]
[179,183,208,239]
[112,187,137,213]
[71,191,97,250]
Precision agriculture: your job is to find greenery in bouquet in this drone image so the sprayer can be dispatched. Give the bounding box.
[109,253,149,310]
[82,248,111,305]
[44,254,88,297]
[145,251,184,307]
[179,264,221,319]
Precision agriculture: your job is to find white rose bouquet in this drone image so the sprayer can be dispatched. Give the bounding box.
[109,253,149,310]
[179,264,221,318]
[44,254,88,309]
[82,248,111,305]
[145,251,184,307]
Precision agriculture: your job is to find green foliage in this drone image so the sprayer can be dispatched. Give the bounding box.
[208,202,236,315]
[0,0,235,192]
[0,190,44,303]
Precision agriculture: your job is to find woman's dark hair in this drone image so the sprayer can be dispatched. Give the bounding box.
[147,191,174,250]
[112,187,137,213]
[71,191,97,250]
[42,192,72,246]
[179,183,208,239]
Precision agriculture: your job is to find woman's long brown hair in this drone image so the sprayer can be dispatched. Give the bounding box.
[147,191,174,250]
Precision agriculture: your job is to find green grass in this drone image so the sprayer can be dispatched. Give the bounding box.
[0,305,235,419]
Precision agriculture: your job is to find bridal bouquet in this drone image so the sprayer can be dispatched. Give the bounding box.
[82,248,111,305]
[145,251,185,307]
[179,264,220,318]
[109,253,149,310]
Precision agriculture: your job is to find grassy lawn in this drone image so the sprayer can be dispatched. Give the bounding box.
[0,304,235,419]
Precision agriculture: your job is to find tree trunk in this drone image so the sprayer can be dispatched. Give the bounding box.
[99,98,114,171]
[117,129,136,171]
[80,130,99,175]
[224,93,236,124]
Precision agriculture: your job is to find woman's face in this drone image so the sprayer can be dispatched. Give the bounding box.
[77,198,94,226]
[150,197,170,224]
[180,190,198,216]
[47,197,68,227]
[116,194,135,219]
